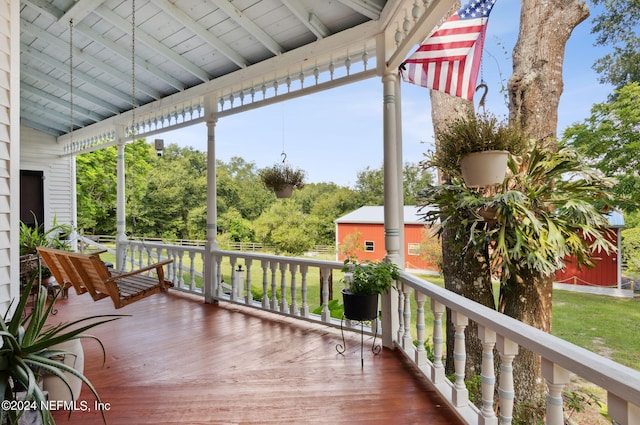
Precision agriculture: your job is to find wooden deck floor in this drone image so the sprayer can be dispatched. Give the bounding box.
[48,290,464,425]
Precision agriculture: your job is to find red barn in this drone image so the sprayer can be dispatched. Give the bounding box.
[335,206,439,271]
[554,211,624,288]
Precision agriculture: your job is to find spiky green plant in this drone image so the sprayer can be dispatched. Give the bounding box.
[0,278,124,425]
[420,141,618,279]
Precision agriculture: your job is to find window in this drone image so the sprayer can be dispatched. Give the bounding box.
[364,240,374,252]
[408,243,420,256]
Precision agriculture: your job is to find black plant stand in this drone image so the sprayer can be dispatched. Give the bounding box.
[336,316,381,368]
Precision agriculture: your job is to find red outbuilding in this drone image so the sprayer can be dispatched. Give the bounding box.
[554,211,624,288]
[335,206,439,272]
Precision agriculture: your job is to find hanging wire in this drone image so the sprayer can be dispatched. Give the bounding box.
[280,103,287,164]
[69,19,74,145]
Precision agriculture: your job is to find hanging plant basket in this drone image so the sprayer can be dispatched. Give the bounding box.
[259,162,305,198]
[460,150,509,187]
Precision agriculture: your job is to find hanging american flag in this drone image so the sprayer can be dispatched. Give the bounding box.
[400,0,496,100]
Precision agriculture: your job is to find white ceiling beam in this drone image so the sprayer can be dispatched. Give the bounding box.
[151,0,249,68]
[94,5,211,83]
[21,42,135,106]
[21,21,163,100]
[59,0,106,24]
[336,0,384,20]
[21,117,68,136]
[24,1,183,94]
[71,21,186,92]
[281,0,330,39]
[21,98,86,128]
[23,67,122,114]
[21,83,108,122]
[209,0,283,55]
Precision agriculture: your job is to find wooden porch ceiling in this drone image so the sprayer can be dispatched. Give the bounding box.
[48,290,464,424]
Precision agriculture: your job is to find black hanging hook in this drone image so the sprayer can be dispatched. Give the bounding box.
[475,83,488,111]
[281,152,287,164]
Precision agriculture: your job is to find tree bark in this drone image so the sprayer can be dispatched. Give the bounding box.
[504,0,589,418]
[508,0,590,139]
[430,90,495,377]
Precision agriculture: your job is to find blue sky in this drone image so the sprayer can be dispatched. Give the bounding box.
[154,1,613,187]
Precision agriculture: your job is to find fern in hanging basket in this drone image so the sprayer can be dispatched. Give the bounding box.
[427,111,528,183]
[259,163,306,193]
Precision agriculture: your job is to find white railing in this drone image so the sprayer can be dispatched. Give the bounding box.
[395,272,640,425]
[116,240,640,425]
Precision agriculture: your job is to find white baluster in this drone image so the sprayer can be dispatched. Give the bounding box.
[414,292,427,366]
[608,393,640,425]
[452,311,469,407]
[403,285,413,350]
[215,256,223,298]
[397,282,405,343]
[270,261,278,310]
[497,336,519,425]
[244,259,253,305]
[279,262,289,313]
[431,299,445,383]
[261,260,269,308]
[290,263,298,315]
[542,359,572,425]
[299,265,309,317]
[320,267,331,322]
[478,326,498,425]
[188,251,196,291]
[229,257,237,299]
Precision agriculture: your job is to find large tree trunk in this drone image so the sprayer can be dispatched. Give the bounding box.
[505,0,589,418]
[430,90,495,377]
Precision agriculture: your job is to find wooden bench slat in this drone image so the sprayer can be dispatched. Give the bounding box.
[36,247,173,309]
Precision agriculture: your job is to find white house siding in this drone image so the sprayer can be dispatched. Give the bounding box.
[20,126,75,229]
[0,1,19,313]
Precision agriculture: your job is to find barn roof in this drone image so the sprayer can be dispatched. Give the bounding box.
[335,206,625,228]
[335,206,428,225]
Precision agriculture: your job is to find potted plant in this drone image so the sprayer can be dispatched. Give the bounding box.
[19,215,72,289]
[341,258,400,321]
[0,277,122,425]
[428,111,528,187]
[258,163,305,198]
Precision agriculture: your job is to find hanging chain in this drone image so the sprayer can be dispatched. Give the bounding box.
[131,0,136,136]
[69,19,74,144]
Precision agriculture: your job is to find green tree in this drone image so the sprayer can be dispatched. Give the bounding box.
[217,157,273,221]
[591,0,640,89]
[218,208,254,242]
[355,162,433,205]
[133,145,207,238]
[253,200,315,254]
[563,82,640,211]
[76,146,117,234]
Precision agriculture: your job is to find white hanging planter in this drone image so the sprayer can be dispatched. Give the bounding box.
[42,339,85,403]
[460,150,509,187]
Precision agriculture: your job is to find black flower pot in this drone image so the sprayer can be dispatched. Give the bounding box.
[342,289,378,321]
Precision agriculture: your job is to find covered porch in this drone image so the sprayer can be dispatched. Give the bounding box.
[10,0,640,424]
[49,286,463,425]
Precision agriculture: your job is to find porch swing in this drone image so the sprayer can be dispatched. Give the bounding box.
[37,2,173,310]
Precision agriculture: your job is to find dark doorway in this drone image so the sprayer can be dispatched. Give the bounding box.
[20,170,44,229]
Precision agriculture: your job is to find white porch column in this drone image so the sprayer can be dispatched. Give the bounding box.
[115,129,127,269]
[204,95,219,304]
[381,70,403,349]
